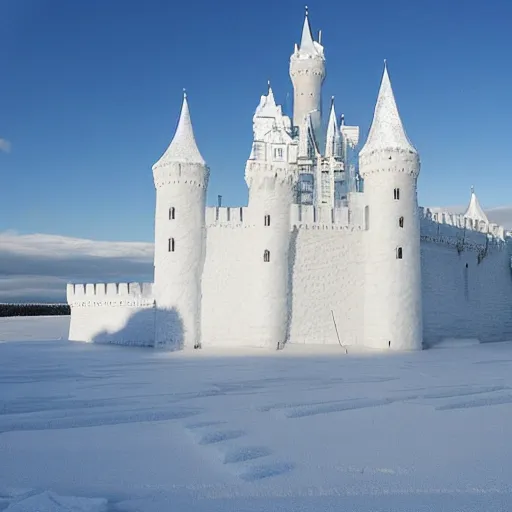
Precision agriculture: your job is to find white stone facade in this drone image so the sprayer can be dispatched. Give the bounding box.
[67,11,512,351]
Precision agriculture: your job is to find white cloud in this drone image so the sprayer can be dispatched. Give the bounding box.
[0,232,154,303]
[0,139,11,153]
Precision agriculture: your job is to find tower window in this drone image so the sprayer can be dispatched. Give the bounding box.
[169,207,175,220]
[264,215,271,227]
[399,216,404,228]
[394,188,400,200]
[168,238,175,252]
[264,250,270,263]
[396,247,403,259]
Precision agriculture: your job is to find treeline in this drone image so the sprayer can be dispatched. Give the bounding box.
[0,304,71,317]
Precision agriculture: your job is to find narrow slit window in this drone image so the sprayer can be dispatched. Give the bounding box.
[264,250,270,263]
[168,238,175,252]
[169,207,175,220]
[396,247,403,259]
[394,188,400,200]
[264,214,271,227]
[399,216,404,228]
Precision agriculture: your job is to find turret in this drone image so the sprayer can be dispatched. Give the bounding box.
[245,85,298,348]
[464,186,489,225]
[152,92,209,349]
[289,7,325,136]
[325,97,341,158]
[359,63,422,351]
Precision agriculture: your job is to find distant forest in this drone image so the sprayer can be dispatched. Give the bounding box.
[0,304,70,317]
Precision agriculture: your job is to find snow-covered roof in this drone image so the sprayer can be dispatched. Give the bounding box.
[153,92,205,170]
[464,187,489,224]
[300,11,316,54]
[360,63,416,156]
[295,9,324,58]
[254,82,280,118]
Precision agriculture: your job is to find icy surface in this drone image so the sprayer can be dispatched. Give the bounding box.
[2,490,107,512]
[1,317,512,511]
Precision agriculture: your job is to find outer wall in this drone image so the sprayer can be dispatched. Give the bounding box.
[421,241,512,345]
[68,305,155,346]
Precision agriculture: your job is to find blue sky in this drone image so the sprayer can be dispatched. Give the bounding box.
[1,0,511,244]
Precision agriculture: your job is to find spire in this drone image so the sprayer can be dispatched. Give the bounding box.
[299,6,316,54]
[325,96,341,158]
[464,187,489,224]
[266,80,276,107]
[153,91,205,169]
[360,62,416,156]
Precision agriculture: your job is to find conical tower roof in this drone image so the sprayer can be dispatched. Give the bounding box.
[153,92,205,170]
[299,8,316,54]
[464,187,489,224]
[360,63,416,156]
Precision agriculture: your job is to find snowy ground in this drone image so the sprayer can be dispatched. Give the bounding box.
[1,317,512,511]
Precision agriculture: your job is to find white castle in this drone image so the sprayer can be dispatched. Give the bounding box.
[67,11,512,351]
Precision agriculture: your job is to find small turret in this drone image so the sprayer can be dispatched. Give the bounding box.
[464,186,489,225]
[152,92,209,349]
[360,62,422,351]
[325,97,342,158]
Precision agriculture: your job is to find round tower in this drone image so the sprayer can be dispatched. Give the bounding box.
[289,8,326,133]
[152,92,209,349]
[245,171,295,349]
[359,64,422,351]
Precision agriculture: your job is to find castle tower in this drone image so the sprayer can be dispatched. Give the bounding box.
[359,63,422,351]
[289,8,325,135]
[152,92,209,349]
[245,85,298,348]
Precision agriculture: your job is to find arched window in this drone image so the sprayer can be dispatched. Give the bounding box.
[168,238,175,252]
[399,216,404,228]
[394,188,400,200]
[264,215,271,227]
[263,250,270,263]
[169,207,175,220]
[396,247,403,259]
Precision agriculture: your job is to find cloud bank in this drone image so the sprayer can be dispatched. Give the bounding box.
[1,204,512,303]
[0,232,153,303]
[0,139,11,153]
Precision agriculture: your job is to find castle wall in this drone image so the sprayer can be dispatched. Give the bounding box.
[421,238,512,345]
[288,228,365,346]
[67,282,155,347]
[200,226,256,347]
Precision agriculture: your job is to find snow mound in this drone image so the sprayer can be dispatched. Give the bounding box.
[4,491,107,512]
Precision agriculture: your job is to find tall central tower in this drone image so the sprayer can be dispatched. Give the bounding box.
[289,9,325,135]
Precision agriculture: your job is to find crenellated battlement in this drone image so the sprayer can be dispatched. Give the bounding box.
[290,204,365,230]
[420,207,506,242]
[67,282,154,307]
[205,206,248,228]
